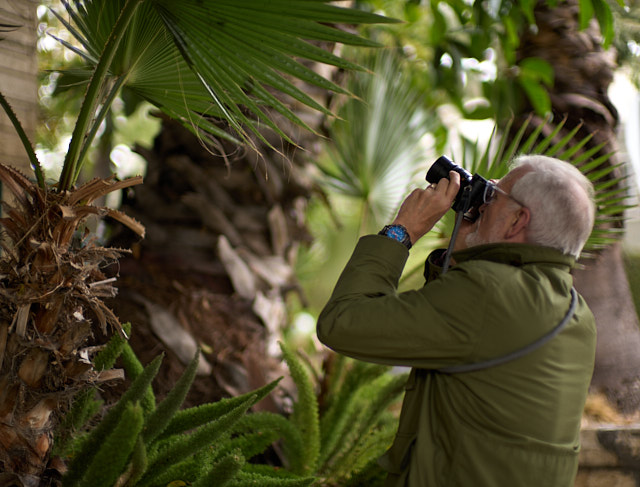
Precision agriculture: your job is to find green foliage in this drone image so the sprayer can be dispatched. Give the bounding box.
[54,320,405,487]
[234,412,306,473]
[77,402,144,487]
[318,48,435,231]
[26,0,398,191]
[142,350,200,444]
[279,342,408,486]
[517,57,554,115]
[63,354,163,486]
[623,251,640,318]
[359,0,618,124]
[609,0,640,88]
[280,342,321,476]
[158,379,281,439]
[192,450,245,487]
[120,341,157,413]
[58,336,316,487]
[138,396,255,486]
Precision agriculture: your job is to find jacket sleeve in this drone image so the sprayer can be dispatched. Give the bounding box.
[316,235,487,368]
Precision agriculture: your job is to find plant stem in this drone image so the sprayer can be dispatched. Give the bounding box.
[0,91,45,189]
[59,0,145,192]
[73,76,127,184]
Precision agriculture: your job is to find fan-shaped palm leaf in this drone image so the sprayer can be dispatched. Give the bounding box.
[318,48,434,231]
[439,116,633,257]
[50,0,397,191]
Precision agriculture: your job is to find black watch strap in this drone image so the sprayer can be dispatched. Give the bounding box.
[378,224,412,249]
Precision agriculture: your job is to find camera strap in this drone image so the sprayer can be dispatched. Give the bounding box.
[441,210,465,273]
[437,287,578,374]
[442,185,473,273]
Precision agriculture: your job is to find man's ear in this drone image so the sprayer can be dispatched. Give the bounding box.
[505,207,530,239]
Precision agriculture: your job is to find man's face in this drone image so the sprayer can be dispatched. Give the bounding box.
[454,167,528,251]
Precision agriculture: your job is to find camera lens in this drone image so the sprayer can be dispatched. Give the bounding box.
[426,156,472,185]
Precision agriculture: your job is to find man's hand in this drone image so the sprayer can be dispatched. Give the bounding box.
[392,171,460,244]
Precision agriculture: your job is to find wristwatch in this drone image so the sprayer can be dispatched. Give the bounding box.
[378,224,412,249]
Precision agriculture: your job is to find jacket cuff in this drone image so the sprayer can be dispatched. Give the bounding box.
[356,234,410,267]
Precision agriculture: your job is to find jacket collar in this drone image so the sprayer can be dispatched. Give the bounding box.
[452,243,576,269]
[424,243,575,283]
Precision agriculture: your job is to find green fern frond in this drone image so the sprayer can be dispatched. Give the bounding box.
[321,353,348,406]
[159,378,281,440]
[63,354,163,486]
[319,360,394,466]
[140,450,212,486]
[76,401,144,487]
[138,396,256,486]
[143,350,200,445]
[234,412,305,473]
[231,471,315,486]
[192,450,245,487]
[342,456,388,487]
[280,342,320,475]
[328,413,398,481]
[129,436,148,485]
[53,389,102,457]
[222,430,281,462]
[320,371,407,473]
[241,463,307,479]
[93,322,131,371]
[121,342,157,413]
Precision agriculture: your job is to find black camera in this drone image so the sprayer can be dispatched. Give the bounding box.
[426,156,490,222]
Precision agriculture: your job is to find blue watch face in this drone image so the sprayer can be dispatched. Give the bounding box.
[388,226,407,240]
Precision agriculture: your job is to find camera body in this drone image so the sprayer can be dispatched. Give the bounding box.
[426,156,490,222]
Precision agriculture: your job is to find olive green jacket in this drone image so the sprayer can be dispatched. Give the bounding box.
[317,235,596,487]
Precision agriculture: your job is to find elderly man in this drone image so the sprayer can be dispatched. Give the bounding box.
[317,155,597,486]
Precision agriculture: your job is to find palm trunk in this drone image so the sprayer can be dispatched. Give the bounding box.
[0,167,143,485]
[106,115,320,407]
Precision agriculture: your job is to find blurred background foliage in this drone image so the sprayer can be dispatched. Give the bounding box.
[34,0,640,341]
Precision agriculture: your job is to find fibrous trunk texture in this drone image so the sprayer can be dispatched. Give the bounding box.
[0,165,143,486]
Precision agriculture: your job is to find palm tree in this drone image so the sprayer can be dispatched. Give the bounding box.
[0,0,396,483]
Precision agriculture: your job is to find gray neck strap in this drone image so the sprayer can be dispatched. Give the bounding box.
[438,287,578,374]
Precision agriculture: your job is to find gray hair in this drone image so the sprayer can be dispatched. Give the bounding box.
[509,155,596,258]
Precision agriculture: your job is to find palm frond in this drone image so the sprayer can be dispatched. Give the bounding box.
[448,116,635,257]
[53,0,397,188]
[318,48,434,230]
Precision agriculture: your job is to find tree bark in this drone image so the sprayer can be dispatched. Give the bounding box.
[573,243,640,412]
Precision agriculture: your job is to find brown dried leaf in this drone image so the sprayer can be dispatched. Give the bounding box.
[0,323,6,372]
[20,399,56,430]
[217,236,257,299]
[0,164,34,209]
[10,304,30,338]
[95,368,125,383]
[137,295,212,375]
[68,175,143,206]
[104,208,145,238]
[18,349,49,388]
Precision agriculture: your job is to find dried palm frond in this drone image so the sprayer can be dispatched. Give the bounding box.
[0,164,144,484]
